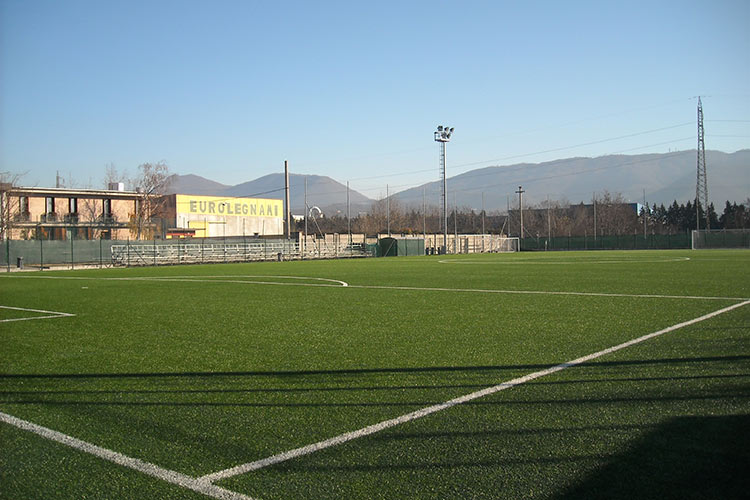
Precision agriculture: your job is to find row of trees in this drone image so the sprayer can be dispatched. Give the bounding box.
[297,192,750,238]
[3,166,747,241]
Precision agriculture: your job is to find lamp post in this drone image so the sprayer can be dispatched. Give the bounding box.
[516,185,525,240]
[434,125,454,254]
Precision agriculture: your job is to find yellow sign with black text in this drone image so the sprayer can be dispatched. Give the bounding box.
[175,195,283,219]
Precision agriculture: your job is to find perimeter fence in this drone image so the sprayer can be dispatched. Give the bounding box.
[4,230,726,271]
[519,233,692,251]
[691,229,750,249]
[1,236,371,270]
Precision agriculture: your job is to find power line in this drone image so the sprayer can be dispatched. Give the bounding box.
[438,150,695,198]
[197,123,744,204]
[343,122,698,187]
[449,122,694,170]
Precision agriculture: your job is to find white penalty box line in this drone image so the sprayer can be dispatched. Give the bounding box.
[199,299,750,483]
[0,305,76,323]
[0,411,257,500]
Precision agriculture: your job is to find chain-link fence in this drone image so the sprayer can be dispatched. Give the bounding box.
[519,233,691,251]
[2,230,707,271]
[2,236,373,271]
[2,238,117,270]
[691,229,750,249]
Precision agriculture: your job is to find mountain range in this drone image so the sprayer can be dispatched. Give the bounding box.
[167,150,749,215]
[166,173,371,215]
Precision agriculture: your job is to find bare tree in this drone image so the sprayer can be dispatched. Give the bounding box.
[78,197,104,239]
[130,161,172,239]
[103,163,129,189]
[596,191,639,236]
[0,171,26,241]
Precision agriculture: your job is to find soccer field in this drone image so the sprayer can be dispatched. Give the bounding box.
[1,250,749,499]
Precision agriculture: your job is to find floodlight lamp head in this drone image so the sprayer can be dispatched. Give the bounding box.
[450,127,454,133]
[437,125,443,131]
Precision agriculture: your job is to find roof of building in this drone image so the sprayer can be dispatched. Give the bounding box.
[7,186,142,199]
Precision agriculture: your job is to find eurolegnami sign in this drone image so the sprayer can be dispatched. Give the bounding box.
[176,195,283,219]
[174,194,284,237]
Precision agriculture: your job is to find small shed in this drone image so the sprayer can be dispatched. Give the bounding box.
[378,237,425,257]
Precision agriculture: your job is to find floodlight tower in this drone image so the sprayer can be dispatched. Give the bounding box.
[696,97,709,230]
[434,125,454,254]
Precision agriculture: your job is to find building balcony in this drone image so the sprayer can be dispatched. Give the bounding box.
[98,215,118,225]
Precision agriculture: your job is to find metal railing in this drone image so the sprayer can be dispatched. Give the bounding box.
[110,238,371,267]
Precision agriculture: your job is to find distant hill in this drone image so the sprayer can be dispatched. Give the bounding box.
[392,150,750,211]
[165,174,229,196]
[166,173,373,215]
[168,150,749,215]
[224,173,372,215]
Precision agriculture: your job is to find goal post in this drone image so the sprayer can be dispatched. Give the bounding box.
[691,229,750,250]
[493,236,520,253]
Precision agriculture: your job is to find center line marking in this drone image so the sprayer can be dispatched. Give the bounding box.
[198,299,750,483]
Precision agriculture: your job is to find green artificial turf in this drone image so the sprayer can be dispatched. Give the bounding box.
[1,250,748,499]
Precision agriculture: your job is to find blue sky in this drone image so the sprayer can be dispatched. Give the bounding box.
[1,0,748,199]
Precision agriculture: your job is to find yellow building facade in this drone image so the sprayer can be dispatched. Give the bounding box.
[165,194,284,238]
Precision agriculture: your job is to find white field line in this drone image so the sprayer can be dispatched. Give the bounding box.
[0,274,349,288]
[199,299,750,483]
[346,284,748,302]
[1,274,745,301]
[149,275,350,287]
[0,305,75,323]
[438,256,692,265]
[0,411,257,500]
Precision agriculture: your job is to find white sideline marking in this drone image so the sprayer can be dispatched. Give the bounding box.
[346,284,748,302]
[439,256,692,265]
[0,305,75,323]
[199,299,750,482]
[0,411,257,500]
[2,274,744,301]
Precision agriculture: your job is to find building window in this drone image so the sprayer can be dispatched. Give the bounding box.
[68,197,78,214]
[103,199,112,217]
[46,196,55,214]
[19,196,30,214]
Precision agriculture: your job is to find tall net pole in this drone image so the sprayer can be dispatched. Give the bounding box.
[515,186,525,239]
[347,181,351,246]
[696,97,709,230]
[284,160,291,239]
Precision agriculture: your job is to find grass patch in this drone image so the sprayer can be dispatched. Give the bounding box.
[1,250,748,498]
